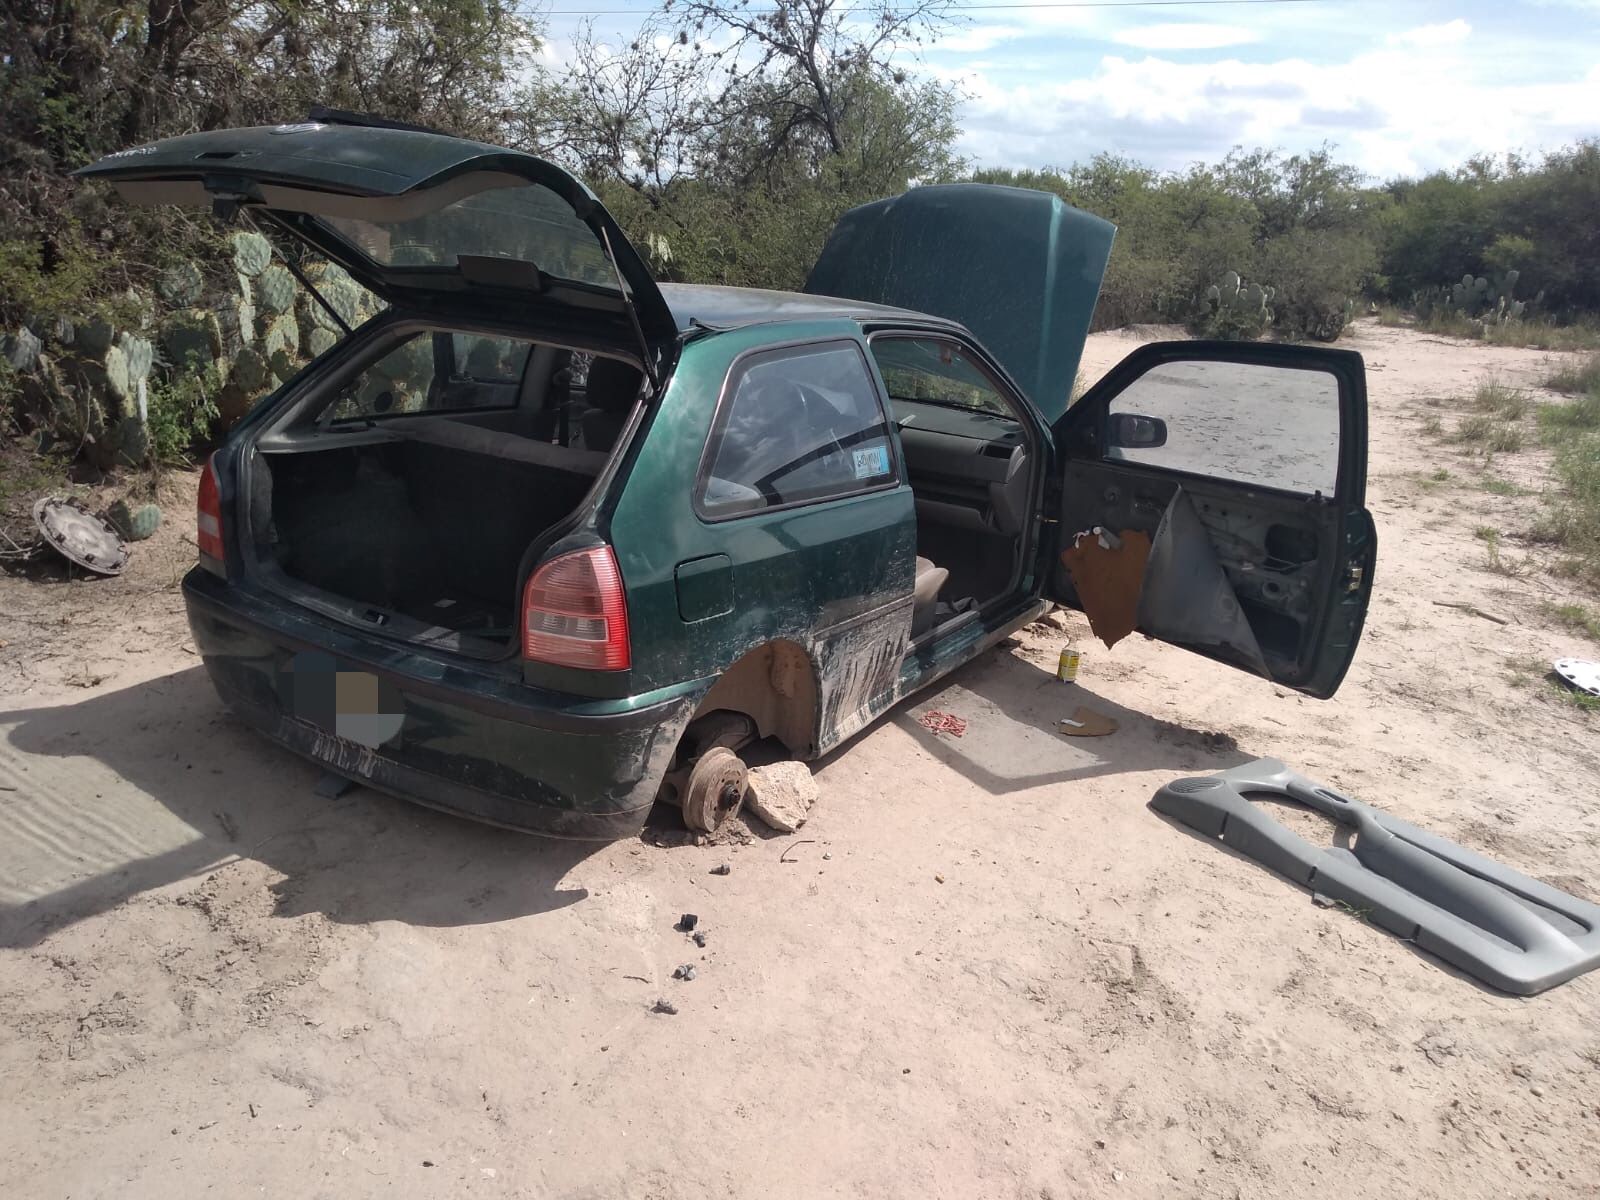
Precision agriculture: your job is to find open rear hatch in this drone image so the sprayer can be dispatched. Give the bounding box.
[76,119,674,360]
[79,121,667,657]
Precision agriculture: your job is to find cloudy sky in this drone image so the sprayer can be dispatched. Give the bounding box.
[540,0,1600,181]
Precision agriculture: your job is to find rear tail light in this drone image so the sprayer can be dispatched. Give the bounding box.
[521,546,631,671]
[197,452,225,574]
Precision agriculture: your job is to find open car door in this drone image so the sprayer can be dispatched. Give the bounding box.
[1046,341,1376,698]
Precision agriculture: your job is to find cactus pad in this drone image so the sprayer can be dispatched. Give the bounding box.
[231,345,274,393]
[4,327,43,372]
[268,346,298,381]
[255,265,297,315]
[302,260,354,288]
[103,345,132,403]
[304,277,364,333]
[158,261,204,306]
[306,327,339,357]
[160,309,223,370]
[231,231,273,278]
[107,499,162,540]
[117,333,154,382]
[262,312,300,361]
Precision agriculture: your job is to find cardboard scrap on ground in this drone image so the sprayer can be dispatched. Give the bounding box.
[1058,706,1118,738]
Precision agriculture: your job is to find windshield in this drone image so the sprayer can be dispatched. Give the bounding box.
[871,336,1013,416]
[320,181,616,287]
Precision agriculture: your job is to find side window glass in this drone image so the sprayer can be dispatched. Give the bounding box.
[1106,360,1340,496]
[452,334,532,383]
[701,342,895,517]
[326,332,529,422]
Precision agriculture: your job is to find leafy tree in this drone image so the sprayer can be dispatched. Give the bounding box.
[518,0,962,289]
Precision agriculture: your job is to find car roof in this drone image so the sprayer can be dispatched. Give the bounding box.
[659,282,963,335]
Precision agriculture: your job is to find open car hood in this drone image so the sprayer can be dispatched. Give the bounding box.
[804,184,1115,424]
[76,123,674,350]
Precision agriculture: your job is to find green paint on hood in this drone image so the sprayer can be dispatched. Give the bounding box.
[805,184,1115,424]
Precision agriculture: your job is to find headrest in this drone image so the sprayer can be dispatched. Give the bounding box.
[586,357,644,413]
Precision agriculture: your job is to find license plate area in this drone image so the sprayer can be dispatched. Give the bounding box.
[277,650,405,749]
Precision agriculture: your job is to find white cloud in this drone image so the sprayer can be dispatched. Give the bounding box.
[1385,19,1472,48]
[949,40,1600,178]
[1112,23,1261,52]
[927,24,1026,54]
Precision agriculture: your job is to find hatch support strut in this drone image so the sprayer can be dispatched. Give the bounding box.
[599,226,659,390]
[246,211,354,336]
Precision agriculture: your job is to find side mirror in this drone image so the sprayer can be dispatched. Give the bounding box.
[1107,412,1167,449]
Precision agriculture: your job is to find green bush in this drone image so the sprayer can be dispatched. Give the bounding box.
[145,355,221,465]
[1256,229,1369,341]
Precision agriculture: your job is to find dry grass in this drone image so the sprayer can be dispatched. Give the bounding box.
[1532,387,1600,586]
[1454,414,1524,453]
[1545,354,1600,395]
[1471,378,1530,421]
[1480,476,1527,497]
[1414,312,1600,351]
[1545,601,1600,641]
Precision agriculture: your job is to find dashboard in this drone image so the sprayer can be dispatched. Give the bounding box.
[889,398,1033,536]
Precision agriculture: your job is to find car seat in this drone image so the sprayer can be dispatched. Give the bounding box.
[580,358,645,451]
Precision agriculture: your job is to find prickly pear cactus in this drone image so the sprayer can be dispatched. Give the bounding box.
[255,264,298,315]
[231,345,274,393]
[44,359,108,444]
[107,499,162,540]
[302,260,353,288]
[236,295,257,345]
[117,332,154,383]
[1419,265,1534,328]
[262,312,300,362]
[105,421,153,470]
[4,326,43,372]
[157,261,204,306]
[299,278,364,337]
[218,293,256,353]
[268,346,297,381]
[306,327,339,358]
[77,316,115,356]
[231,231,273,278]
[160,309,223,370]
[103,345,133,403]
[374,336,434,391]
[1193,269,1274,340]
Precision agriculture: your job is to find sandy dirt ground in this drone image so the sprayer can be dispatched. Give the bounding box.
[2,321,1598,1199]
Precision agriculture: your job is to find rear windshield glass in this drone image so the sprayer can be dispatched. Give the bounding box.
[320,183,615,288]
[326,332,532,422]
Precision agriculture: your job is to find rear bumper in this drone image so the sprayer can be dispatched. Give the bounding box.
[182,569,697,839]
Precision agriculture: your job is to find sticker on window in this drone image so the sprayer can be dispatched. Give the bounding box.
[852,445,890,479]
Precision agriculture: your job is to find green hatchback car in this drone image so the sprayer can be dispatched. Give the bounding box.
[79,117,1376,839]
